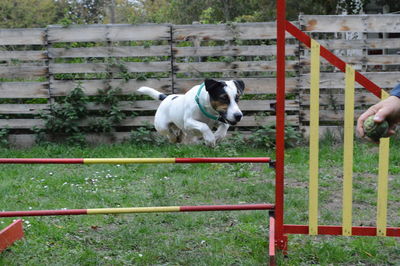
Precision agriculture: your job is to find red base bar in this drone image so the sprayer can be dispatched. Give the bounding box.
[284,224,400,237]
[180,204,275,212]
[176,157,271,163]
[0,158,84,164]
[0,220,24,252]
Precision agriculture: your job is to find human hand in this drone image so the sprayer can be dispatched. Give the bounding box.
[356,96,400,139]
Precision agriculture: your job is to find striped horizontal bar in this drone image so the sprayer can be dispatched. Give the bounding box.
[0,204,275,217]
[0,157,271,164]
[284,224,400,237]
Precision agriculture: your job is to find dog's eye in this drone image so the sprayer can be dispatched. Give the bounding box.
[219,95,229,102]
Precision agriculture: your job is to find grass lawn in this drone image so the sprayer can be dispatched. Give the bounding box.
[0,140,400,265]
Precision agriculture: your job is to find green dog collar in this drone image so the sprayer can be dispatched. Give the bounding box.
[195,83,227,123]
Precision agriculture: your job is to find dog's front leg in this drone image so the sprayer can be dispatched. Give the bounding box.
[184,119,216,147]
[214,123,229,143]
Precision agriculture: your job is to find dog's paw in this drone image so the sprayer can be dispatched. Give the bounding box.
[215,134,226,143]
[205,140,216,148]
[204,135,216,148]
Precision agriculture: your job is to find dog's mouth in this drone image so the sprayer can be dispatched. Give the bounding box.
[227,120,237,125]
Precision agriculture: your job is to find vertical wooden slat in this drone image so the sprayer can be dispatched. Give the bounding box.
[308,39,320,236]
[342,64,355,236]
[377,91,390,236]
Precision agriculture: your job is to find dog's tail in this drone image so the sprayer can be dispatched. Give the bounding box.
[137,86,167,101]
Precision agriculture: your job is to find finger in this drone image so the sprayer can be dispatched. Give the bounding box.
[359,109,376,122]
[386,129,396,137]
[374,107,392,123]
[385,124,397,137]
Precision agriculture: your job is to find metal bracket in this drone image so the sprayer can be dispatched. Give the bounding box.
[269,160,276,169]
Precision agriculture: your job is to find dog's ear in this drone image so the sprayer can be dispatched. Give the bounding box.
[233,80,245,95]
[204,79,223,92]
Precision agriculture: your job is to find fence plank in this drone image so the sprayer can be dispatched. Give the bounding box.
[0,82,49,98]
[50,78,172,96]
[0,28,45,45]
[299,72,400,89]
[173,22,296,41]
[50,61,171,74]
[301,55,400,66]
[316,38,400,50]
[173,45,296,57]
[175,60,297,73]
[0,104,50,114]
[48,46,170,58]
[0,66,47,78]
[300,14,400,32]
[300,93,378,107]
[48,24,171,43]
[0,119,45,129]
[0,51,47,61]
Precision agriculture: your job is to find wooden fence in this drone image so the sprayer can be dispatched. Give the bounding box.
[0,15,399,146]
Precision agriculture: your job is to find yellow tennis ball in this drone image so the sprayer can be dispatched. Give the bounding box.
[363,116,389,141]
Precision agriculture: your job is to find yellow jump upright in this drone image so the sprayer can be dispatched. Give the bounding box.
[308,39,320,236]
[377,91,390,236]
[342,64,355,236]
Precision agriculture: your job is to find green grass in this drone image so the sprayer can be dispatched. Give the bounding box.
[0,141,400,265]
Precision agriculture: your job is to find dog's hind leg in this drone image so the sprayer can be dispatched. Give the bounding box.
[168,123,184,143]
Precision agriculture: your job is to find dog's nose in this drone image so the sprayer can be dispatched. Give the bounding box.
[234,112,243,122]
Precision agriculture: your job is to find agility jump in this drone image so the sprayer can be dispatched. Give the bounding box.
[0,1,398,264]
[274,0,398,262]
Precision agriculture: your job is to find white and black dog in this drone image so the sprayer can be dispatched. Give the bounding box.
[137,79,245,146]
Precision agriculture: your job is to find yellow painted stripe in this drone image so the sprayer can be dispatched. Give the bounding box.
[308,39,320,236]
[84,158,176,164]
[342,64,355,236]
[377,90,390,236]
[87,206,180,214]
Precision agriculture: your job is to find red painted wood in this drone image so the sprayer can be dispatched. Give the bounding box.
[285,21,382,98]
[269,214,276,266]
[0,209,87,217]
[275,0,287,252]
[0,220,24,252]
[175,157,271,163]
[0,158,84,164]
[284,224,400,237]
[180,204,275,212]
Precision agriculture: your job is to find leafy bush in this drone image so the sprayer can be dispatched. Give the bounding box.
[129,125,166,146]
[34,85,88,146]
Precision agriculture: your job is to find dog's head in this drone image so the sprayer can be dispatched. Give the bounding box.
[204,79,245,125]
